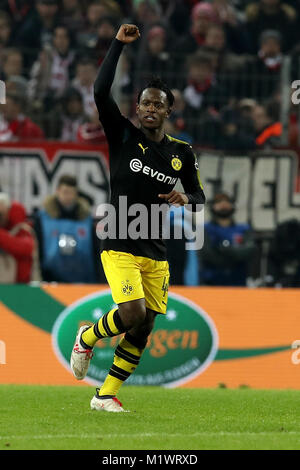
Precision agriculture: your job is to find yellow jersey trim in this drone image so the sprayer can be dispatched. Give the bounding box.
[165,134,190,146]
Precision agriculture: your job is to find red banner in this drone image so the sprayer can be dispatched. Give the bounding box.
[0,141,110,214]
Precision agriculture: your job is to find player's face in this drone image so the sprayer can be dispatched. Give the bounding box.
[136,88,171,130]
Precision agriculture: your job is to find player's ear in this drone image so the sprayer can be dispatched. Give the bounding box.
[166,107,171,118]
[136,102,140,114]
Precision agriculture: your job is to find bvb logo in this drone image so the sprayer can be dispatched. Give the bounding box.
[171,156,182,171]
[121,280,134,296]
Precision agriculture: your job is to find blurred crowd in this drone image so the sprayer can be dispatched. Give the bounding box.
[1,0,300,287]
[0,0,300,148]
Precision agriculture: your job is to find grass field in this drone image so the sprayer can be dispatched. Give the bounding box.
[0,384,300,450]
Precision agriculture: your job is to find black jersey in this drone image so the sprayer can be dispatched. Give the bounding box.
[94,39,205,261]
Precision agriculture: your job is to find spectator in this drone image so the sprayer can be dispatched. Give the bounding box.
[14,0,60,67]
[93,0,121,19]
[34,174,100,283]
[0,11,15,60]
[237,97,257,135]
[198,192,256,286]
[0,192,39,283]
[245,0,297,53]
[212,0,242,25]
[174,1,219,69]
[183,53,225,112]
[215,106,256,151]
[267,219,300,287]
[205,23,226,53]
[114,0,132,16]
[44,87,89,140]
[164,88,193,144]
[203,24,246,102]
[239,30,282,101]
[158,0,190,37]
[118,51,134,97]
[164,119,193,145]
[135,25,175,90]
[0,48,24,81]
[93,16,119,65]
[170,88,190,124]
[61,0,85,35]
[131,0,162,35]
[77,103,107,144]
[211,0,249,53]
[0,92,44,142]
[2,0,34,28]
[76,0,121,51]
[165,205,199,285]
[76,1,101,49]
[28,25,76,111]
[5,75,28,97]
[251,101,282,148]
[204,24,244,73]
[183,52,226,142]
[72,58,97,118]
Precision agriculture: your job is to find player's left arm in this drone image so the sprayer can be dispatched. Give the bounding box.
[158,146,205,207]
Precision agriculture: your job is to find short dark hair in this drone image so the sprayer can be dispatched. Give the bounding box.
[211,192,233,205]
[62,87,83,104]
[260,29,281,46]
[96,15,119,30]
[53,24,75,44]
[137,77,175,107]
[187,52,214,69]
[57,174,77,188]
[76,57,97,68]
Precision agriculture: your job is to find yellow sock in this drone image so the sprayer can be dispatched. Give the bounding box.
[98,333,146,397]
[81,308,125,348]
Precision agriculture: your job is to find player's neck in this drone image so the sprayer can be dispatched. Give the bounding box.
[140,126,165,143]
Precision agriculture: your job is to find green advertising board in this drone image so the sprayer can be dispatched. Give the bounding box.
[52,290,219,387]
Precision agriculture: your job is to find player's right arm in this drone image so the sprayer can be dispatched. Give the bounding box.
[94,24,140,139]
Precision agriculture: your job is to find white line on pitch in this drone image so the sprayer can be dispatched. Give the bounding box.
[0,431,299,440]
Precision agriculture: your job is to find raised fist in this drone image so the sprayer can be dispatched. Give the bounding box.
[116,24,140,44]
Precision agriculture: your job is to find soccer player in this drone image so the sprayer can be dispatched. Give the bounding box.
[70,24,205,412]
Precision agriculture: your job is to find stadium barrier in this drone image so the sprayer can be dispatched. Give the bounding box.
[197,149,300,231]
[0,284,299,389]
[1,142,300,229]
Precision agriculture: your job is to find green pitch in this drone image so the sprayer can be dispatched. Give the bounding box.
[0,384,300,450]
